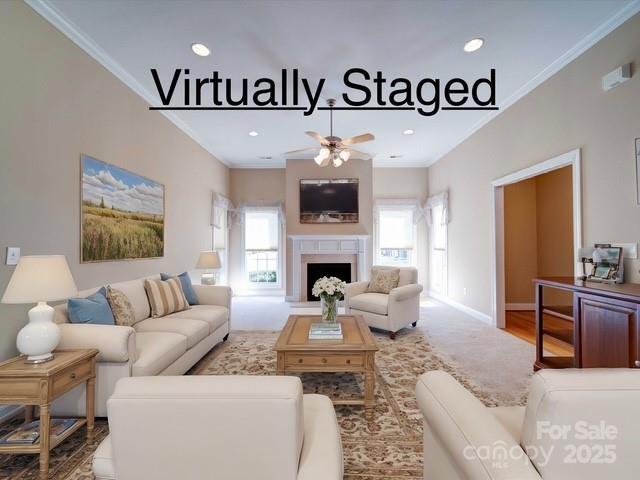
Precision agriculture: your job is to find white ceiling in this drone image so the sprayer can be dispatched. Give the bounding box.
[29,0,639,168]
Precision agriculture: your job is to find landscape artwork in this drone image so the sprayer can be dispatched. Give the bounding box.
[81,155,164,262]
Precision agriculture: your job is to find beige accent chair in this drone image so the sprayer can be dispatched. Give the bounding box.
[416,369,640,480]
[52,275,231,417]
[345,266,423,339]
[93,375,343,480]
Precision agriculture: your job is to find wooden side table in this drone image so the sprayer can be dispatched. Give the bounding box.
[0,349,98,480]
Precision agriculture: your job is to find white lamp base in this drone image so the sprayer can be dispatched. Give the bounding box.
[17,302,60,363]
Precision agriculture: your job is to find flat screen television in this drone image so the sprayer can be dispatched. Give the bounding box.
[300,179,359,223]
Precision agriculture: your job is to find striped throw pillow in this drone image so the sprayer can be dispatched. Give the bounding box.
[144,278,190,318]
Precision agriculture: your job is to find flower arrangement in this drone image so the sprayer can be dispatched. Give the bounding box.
[312,276,346,323]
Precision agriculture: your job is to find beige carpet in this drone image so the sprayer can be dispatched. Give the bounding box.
[0,323,531,480]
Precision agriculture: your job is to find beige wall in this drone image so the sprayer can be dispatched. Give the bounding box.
[504,178,538,304]
[0,2,229,360]
[373,168,429,286]
[228,169,286,289]
[428,13,640,317]
[504,167,573,305]
[285,159,373,296]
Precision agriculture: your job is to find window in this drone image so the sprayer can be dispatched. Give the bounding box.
[244,209,280,287]
[377,208,416,266]
[429,203,447,294]
[213,207,228,284]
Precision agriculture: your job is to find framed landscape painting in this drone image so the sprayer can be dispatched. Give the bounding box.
[81,155,164,262]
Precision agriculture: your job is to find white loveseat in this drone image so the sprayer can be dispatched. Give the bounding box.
[93,375,343,480]
[345,266,423,339]
[52,275,231,417]
[416,369,640,479]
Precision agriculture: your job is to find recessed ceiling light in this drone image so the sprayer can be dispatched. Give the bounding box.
[259,156,272,160]
[403,129,414,135]
[463,38,484,53]
[389,155,403,159]
[191,43,211,57]
[248,131,259,137]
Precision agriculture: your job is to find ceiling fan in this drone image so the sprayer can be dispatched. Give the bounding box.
[285,98,375,167]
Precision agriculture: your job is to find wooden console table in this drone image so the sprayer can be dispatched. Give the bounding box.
[534,277,640,370]
[0,349,98,480]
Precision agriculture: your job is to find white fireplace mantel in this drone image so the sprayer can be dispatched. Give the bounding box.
[288,235,370,302]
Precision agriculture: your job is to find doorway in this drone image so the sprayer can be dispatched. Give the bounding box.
[490,149,582,336]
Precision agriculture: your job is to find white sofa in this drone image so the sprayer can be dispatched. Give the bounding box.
[92,375,343,480]
[416,369,640,480]
[345,266,423,339]
[52,275,231,417]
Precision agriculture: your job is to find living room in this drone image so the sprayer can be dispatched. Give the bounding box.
[1,1,640,479]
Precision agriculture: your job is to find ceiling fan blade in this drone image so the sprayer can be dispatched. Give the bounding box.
[284,147,319,155]
[345,148,371,159]
[305,131,330,145]
[341,133,375,146]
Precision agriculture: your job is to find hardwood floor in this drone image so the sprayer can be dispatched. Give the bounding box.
[504,310,574,356]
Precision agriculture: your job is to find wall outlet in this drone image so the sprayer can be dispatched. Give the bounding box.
[6,247,20,266]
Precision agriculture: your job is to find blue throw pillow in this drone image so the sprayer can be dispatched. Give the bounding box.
[160,272,199,305]
[68,287,115,325]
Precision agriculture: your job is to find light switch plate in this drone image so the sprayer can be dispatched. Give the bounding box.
[6,247,20,266]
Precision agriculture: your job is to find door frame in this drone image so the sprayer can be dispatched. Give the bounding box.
[490,149,582,328]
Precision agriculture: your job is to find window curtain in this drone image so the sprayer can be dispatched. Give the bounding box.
[373,198,426,225]
[211,192,234,229]
[425,191,449,226]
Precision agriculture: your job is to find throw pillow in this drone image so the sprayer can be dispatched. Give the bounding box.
[144,278,190,318]
[106,286,137,327]
[68,287,115,325]
[160,272,199,305]
[366,268,400,294]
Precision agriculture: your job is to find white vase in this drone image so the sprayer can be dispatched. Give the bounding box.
[16,302,60,363]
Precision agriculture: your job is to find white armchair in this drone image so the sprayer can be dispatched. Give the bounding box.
[344,266,423,339]
[93,376,343,480]
[416,369,640,480]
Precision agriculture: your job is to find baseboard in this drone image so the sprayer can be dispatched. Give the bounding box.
[506,303,535,311]
[428,290,493,325]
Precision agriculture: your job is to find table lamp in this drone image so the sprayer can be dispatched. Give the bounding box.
[196,250,221,285]
[1,255,78,363]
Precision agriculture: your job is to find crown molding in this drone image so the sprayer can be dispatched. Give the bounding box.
[25,0,229,166]
[432,0,640,166]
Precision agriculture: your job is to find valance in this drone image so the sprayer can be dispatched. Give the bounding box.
[211,192,234,229]
[373,198,426,225]
[424,190,449,225]
[232,201,286,227]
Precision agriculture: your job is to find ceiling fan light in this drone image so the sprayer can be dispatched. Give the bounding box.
[332,157,343,167]
[339,150,351,162]
[314,154,325,166]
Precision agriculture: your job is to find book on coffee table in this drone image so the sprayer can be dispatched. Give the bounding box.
[309,322,343,340]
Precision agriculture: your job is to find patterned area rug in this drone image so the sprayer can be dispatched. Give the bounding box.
[0,329,527,479]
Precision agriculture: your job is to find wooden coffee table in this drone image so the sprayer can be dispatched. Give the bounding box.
[274,314,378,419]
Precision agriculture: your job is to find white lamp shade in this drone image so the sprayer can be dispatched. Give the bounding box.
[1,255,78,304]
[196,251,221,269]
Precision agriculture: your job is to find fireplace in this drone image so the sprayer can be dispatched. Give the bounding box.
[306,263,352,301]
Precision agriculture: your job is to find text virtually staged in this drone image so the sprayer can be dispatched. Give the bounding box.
[150,67,498,116]
[1,0,640,479]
